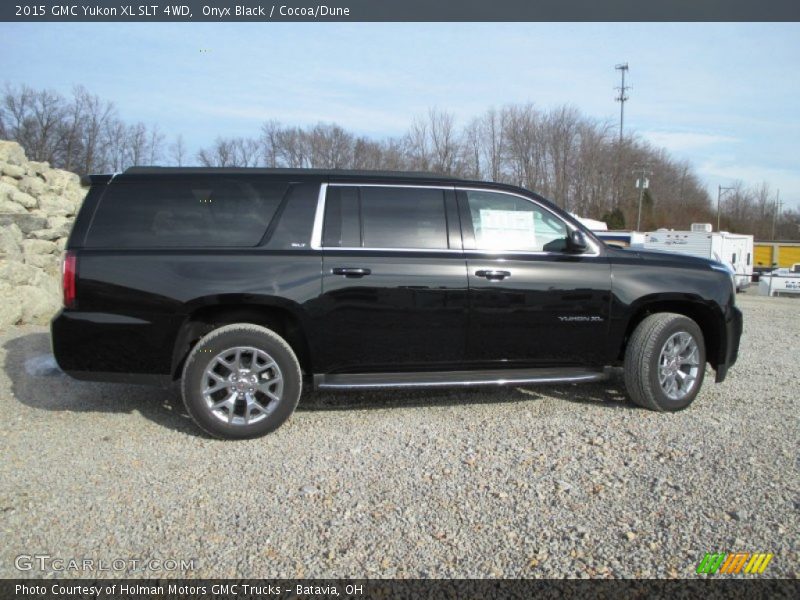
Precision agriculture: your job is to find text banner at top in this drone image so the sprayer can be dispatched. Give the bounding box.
[3,0,800,22]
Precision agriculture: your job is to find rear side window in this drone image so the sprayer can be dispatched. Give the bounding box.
[323,185,449,250]
[85,178,288,248]
[265,183,319,250]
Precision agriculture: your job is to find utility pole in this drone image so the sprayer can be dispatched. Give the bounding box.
[615,63,630,144]
[633,164,651,231]
[716,185,735,231]
[771,189,782,240]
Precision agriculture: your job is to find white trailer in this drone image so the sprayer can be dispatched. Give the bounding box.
[595,230,646,249]
[643,224,754,291]
[758,264,800,297]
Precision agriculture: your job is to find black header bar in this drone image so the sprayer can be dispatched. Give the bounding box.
[3,0,800,22]
[3,579,800,599]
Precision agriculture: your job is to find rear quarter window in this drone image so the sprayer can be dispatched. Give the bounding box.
[85,178,288,248]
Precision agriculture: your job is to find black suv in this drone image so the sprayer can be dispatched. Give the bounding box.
[52,168,742,439]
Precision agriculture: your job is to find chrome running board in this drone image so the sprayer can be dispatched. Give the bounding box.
[313,367,608,390]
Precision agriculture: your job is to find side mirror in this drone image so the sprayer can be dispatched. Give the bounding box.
[567,229,589,253]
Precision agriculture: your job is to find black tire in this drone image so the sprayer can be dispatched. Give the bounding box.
[623,312,706,412]
[181,323,302,439]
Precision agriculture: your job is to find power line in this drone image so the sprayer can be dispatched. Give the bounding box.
[615,63,630,144]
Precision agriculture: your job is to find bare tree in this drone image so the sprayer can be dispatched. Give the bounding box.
[260,120,282,167]
[57,86,88,172]
[0,84,65,163]
[0,83,33,141]
[475,107,506,182]
[169,134,187,166]
[232,137,261,166]
[309,123,354,169]
[147,124,164,164]
[78,88,115,173]
[125,122,150,166]
[404,116,430,171]
[546,105,581,210]
[102,118,128,171]
[197,137,235,167]
[427,108,459,174]
[274,127,310,168]
[503,103,547,191]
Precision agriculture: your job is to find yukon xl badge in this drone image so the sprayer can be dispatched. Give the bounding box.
[558,316,604,322]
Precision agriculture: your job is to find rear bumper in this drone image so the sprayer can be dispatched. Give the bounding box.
[715,306,743,383]
[51,309,175,385]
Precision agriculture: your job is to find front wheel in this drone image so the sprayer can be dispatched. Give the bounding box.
[181,323,302,439]
[624,313,706,411]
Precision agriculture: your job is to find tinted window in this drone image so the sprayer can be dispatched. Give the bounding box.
[323,186,449,250]
[86,178,287,248]
[323,186,361,247]
[466,190,568,252]
[360,187,448,249]
[266,183,318,249]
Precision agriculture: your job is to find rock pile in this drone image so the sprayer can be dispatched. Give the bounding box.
[0,140,86,328]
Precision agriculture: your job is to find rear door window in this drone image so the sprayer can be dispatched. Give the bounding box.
[323,186,362,248]
[86,177,288,248]
[323,185,449,250]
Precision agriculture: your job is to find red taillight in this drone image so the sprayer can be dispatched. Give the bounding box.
[62,251,76,308]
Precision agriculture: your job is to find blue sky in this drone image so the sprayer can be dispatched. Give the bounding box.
[1,22,798,208]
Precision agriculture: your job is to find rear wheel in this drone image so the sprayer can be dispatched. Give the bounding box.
[181,323,302,439]
[624,313,706,411]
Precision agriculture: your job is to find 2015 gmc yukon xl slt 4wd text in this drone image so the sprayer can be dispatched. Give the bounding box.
[51,168,743,439]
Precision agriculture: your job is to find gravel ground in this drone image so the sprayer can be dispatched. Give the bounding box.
[0,293,797,579]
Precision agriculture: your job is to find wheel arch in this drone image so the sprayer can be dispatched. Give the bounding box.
[621,296,725,370]
[171,295,313,379]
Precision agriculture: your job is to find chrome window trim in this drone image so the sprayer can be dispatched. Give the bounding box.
[309,183,328,250]
[310,182,601,257]
[321,247,588,257]
[329,182,455,190]
[325,247,462,254]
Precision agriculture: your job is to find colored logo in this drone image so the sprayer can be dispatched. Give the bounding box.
[696,552,773,575]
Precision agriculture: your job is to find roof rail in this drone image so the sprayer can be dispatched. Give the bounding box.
[121,166,459,179]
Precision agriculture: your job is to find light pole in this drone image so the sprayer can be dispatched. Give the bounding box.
[634,165,651,231]
[716,185,735,231]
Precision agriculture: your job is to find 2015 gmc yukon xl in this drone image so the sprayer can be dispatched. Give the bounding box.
[51,168,743,439]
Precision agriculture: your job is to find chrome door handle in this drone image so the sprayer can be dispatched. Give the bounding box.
[332,267,372,278]
[475,269,511,281]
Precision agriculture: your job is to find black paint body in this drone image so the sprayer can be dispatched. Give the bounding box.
[51,169,742,385]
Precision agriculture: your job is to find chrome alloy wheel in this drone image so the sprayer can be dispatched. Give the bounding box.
[658,331,701,401]
[202,346,283,426]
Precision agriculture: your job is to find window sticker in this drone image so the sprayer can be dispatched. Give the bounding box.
[477,208,535,250]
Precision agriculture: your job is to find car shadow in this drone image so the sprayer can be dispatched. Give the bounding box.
[3,331,209,438]
[3,332,635,437]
